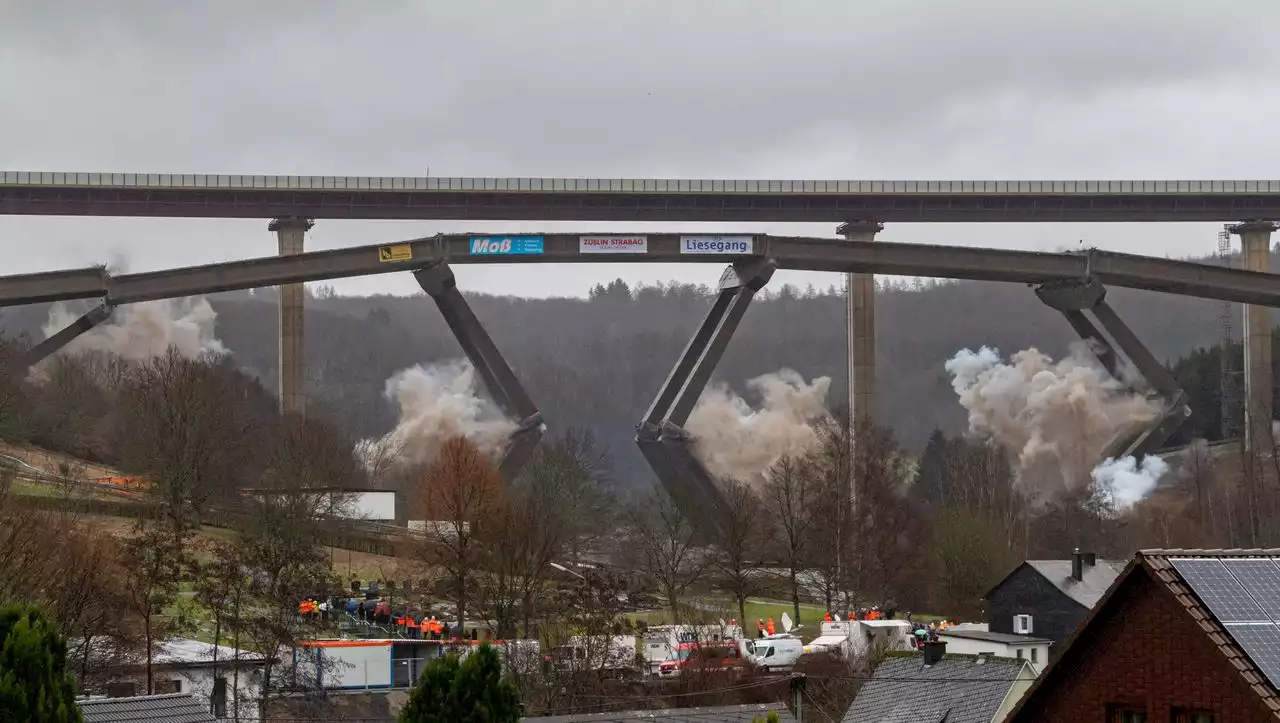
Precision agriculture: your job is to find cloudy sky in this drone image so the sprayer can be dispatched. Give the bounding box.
[3,0,1280,297]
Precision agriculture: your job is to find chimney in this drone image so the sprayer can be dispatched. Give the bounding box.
[922,641,946,666]
[1071,548,1083,582]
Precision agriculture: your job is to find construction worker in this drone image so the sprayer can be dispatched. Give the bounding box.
[766,617,775,636]
[824,611,833,622]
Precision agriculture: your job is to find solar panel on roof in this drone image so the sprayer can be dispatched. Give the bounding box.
[1222,559,1280,621]
[1225,624,1280,688]
[1171,558,1268,622]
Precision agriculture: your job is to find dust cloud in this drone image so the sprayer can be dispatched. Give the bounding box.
[42,298,227,360]
[1092,455,1169,510]
[686,368,831,487]
[945,342,1163,507]
[359,360,516,471]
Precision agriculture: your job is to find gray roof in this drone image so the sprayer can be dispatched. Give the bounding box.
[842,652,1033,723]
[1026,559,1127,608]
[79,693,216,723]
[939,629,1053,645]
[523,703,796,722]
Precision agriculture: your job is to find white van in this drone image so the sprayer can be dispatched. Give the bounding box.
[748,634,803,672]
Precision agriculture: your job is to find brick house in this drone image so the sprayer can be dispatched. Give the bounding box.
[984,550,1126,648]
[1006,549,1280,723]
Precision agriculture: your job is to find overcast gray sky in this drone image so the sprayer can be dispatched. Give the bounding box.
[3,0,1280,297]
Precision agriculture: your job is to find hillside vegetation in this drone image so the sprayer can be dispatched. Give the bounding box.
[1,267,1257,488]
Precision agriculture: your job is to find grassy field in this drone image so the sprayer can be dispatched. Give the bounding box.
[625,597,831,638]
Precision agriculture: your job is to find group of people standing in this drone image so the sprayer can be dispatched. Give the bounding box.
[822,604,898,622]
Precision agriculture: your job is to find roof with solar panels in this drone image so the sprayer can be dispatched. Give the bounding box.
[1005,549,1280,721]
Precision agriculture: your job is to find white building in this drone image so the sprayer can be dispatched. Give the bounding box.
[244,487,396,521]
[91,638,266,721]
[937,629,1053,674]
[153,639,266,721]
[805,619,913,658]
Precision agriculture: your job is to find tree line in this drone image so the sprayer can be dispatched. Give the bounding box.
[1,266,1248,489]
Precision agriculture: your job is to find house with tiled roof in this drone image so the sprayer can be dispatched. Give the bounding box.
[79,692,217,723]
[522,702,797,722]
[984,550,1127,649]
[841,646,1036,723]
[1006,549,1280,722]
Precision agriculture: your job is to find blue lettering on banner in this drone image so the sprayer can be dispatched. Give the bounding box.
[679,235,754,254]
[468,236,545,255]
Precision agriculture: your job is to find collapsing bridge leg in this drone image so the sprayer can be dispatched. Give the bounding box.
[636,258,777,543]
[413,264,545,481]
[1035,278,1191,460]
[22,302,114,370]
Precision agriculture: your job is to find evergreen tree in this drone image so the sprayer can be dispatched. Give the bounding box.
[915,428,950,506]
[398,644,521,723]
[0,605,83,723]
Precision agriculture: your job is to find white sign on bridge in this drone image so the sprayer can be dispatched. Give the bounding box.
[680,235,753,254]
[580,235,648,254]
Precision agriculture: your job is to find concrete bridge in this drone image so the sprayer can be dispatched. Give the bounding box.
[5,172,1280,536]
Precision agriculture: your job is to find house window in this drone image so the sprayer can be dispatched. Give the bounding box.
[1031,647,1039,664]
[1016,649,1023,659]
[153,679,181,694]
[1106,704,1146,723]
[213,677,228,717]
[1172,709,1214,723]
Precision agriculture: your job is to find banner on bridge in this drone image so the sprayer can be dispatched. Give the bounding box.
[679,235,753,254]
[469,236,544,255]
[579,235,648,254]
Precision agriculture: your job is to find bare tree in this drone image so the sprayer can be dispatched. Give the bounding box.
[121,516,190,694]
[409,435,505,630]
[233,413,349,713]
[624,489,709,622]
[114,350,269,530]
[192,540,252,720]
[762,454,815,624]
[712,478,766,630]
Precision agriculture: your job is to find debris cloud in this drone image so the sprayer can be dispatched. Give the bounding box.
[43,298,227,360]
[360,360,515,471]
[686,368,831,487]
[1092,455,1169,510]
[945,341,1163,506]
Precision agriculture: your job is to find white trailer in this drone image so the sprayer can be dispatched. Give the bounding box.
[551,635,639,677]
[642,623,744,675]
[805,620,912,658]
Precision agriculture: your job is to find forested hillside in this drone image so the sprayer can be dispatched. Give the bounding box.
[0,270,1256,489]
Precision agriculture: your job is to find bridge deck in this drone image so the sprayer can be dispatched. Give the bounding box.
[1,233,1277,309]
[6,172,1280,221]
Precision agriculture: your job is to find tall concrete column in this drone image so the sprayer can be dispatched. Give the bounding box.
[838,221,883,430]
[269,216,313,418]
[1230,221,1277,456]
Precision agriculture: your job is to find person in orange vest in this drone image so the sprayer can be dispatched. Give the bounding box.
[406,614,420,639]
[823,611,833,622]
[766,617,775,636]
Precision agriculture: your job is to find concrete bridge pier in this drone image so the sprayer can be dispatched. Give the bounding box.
[270,216,313,418]
[838,221,883,429]
[1230,220,1277,456]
